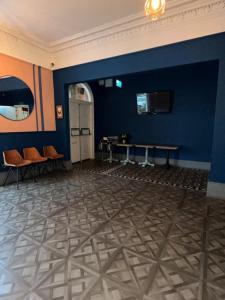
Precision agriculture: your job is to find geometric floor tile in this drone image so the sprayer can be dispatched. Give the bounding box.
[106,248,156,294]
[71,235,118,272]
[0,266,29,298]
[207,250,225,280]
[0,224,19,245]
[206,281,225,300]
[0,166,224,300]
[34,259,98,300]
[0,234,37,268]
[4,208,44,233]
[161,241,203,268]
[96,220,133,246]
[124,229,163,261]
[44,226,90,256]
[85,277,141,300]
[145,266,201,300]
[9,245,64,288]
[161,252,203,278]
[23,218,67,244]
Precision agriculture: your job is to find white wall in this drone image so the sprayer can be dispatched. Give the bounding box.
[52,0,225,70]
[0,27,51,69]
[0,0,224,70]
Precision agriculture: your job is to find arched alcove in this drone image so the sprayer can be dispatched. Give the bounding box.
[68,82,95,163]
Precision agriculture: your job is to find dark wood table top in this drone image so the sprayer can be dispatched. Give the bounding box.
[116,143,180,150]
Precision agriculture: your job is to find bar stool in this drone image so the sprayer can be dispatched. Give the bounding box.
[103,142,119,163]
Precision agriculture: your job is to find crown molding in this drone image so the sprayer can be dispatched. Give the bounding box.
[0,0,224,69]
[49,0,225,53]
[0,23,49,51]
[52,0,225,69]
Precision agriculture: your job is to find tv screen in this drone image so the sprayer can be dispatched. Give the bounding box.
[149,91,171,113]
[136,91,172,114]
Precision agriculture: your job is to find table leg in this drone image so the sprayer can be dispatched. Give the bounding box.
[139,147,155,167]
[121,146,135,165]
[166,150,171,169]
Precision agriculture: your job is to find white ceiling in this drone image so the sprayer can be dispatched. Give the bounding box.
[0,0,145,45]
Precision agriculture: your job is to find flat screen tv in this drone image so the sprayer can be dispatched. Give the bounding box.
[137,91,172,114]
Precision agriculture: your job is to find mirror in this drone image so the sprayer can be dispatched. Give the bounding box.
[0,76,34,121]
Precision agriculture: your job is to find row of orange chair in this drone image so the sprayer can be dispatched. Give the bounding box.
[2,146,64,189]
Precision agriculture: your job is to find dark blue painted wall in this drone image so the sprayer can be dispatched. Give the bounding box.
[90,61,218,162]
[53,32,225,183]
[0,33,224,183]
[0,131,62,169]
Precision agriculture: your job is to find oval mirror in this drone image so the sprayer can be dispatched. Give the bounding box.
[0,76,34,121]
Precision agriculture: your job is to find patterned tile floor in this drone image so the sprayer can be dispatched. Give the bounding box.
[0,169,224,300]
[73,160,208,192]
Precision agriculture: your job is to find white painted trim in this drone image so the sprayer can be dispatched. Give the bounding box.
[0,0,224,69]
[207,181,225,199]
[69,83,95,163]
[50,0,224,52]
[52,0,225,69]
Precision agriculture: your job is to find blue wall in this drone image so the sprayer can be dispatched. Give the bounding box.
[53,32,225,183]
[90,61,218,162]
[0,33,224,183]
[0,131,62,168]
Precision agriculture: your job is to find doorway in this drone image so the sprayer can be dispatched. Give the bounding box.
[69,83,94,163]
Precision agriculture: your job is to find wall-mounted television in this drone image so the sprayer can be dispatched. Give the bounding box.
[137,91,172,114]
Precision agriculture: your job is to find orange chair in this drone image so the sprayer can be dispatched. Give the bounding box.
[3,150,32,189]
[23,147,48,176]
[43,146,64,160]
[23,147,48,163]
[43,145,64,170]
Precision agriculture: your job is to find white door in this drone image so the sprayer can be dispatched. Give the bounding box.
[80,103,92,161]
[70,100,93,163]
[70,101,81,163]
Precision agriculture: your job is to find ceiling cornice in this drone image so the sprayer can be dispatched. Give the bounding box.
[49,0,225,53]
[0,0,224,69]
[0,23,49,51]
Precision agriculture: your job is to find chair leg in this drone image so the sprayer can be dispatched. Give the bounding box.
[23,166,28,180]
[20,168,24,182]
[16,168,19,190]
[37,164,40,177]
[61,159,66,170]
[3,167,12,186]
[31,165,37,182]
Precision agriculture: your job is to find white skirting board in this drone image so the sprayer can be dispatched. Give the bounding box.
[207,181,225,200]
[101,152,211,171]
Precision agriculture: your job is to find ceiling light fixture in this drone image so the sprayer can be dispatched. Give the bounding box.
[145,0,166,21]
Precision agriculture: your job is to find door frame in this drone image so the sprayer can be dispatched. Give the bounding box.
[69,83,95,163]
